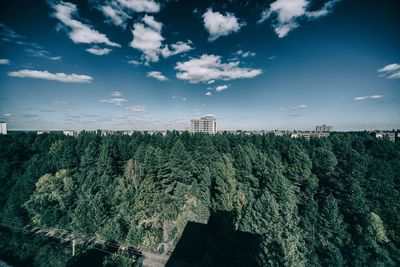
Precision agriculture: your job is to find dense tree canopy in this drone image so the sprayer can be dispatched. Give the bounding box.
[0,131,399,266]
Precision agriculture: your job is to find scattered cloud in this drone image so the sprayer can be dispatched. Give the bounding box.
[259,0,340,38]
[147,71,168,81]
[207,80,215,84]
[235,50,256,58]
[8,69,93,83]
[24,48,62,61]
[3,113,12,117]
[291,104,307,110]
[354,95,384,101]
[99,4,130,28]
[0,59,10,65]
[132,106,146,112]
[127,59,142,65]
[205,92,212,96]
[269,56,277,60]
[161,41,194,58]
[99,98,128,106]
[216,85,229,92]
[175,54,262,83]
[378,63,400,79]
[51,1,120,47]
[130,15,164,63]
[53,100,70,106]
[115,0,160,13]
[171,96,177,99]
[203,8,244,41]
[111,91,122,97]
[86,46,112,56]
[182,97,187,101]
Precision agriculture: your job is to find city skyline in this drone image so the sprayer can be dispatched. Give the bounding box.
[0,0,400,131]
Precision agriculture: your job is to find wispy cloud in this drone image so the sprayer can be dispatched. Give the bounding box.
[235,50,256,58]
[203,9,244,41]
[51,1,120,47]
[24,48,62,61]
[86,46,112,56]
[8,69,93,83]
[99,91,129,106]
[161,41,194,58]
[205,91,212,96]
[354,95,384,101]
[0,59,10,64]
[378,63,400,79]
[53,100,70,106]
[111,91,122,97]
[259,0,341,38]
[147,71,168,81]
[175,54,262,83]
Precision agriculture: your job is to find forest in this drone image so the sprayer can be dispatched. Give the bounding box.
[0,131,399,266]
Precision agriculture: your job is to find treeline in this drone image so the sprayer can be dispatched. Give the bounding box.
[0,131,400,266]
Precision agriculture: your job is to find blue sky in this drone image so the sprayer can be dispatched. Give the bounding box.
[0,0,399,131]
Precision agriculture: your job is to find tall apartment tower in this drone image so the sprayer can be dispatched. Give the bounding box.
[316,124,333,132]
[190,115,217,134]
[0,122,7,135]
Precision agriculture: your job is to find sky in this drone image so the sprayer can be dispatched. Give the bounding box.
[0,0,399,131]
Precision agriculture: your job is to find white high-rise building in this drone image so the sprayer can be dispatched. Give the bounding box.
[190,115,217,134]
[316,124,333,132]
[0,122,7,135]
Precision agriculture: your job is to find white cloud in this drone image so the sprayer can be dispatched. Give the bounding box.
[86,46,112,56]
[354,95,384,101]
[99,98,128,105]
[259,0,340,38]
[175,54,262,83]
[171,96,177,99]
[378,63,400,79]
[130,15,164,63]
[205,92,212,96]
[147,71,168,81]
[291,104,307,110]
[99,5,130,27]
[25,48,62,61]
[8,69,92,83]
[216,85,229,92]
[207,80,215,84]
[0,59,10,64]
[182,97,187,101]
[130,16,191,63]
[235,50,256,58]
[132,105,146,112]
[116,0,160,13]
[161,41,193,58]
[203,9,244,41]
[111,91,122,97]
[53,100,70,105]
[3,113,12,117]
[52,1,120,47]
[127,59,142,65]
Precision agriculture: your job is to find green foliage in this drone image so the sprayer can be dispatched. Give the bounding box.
[0,132,399,266]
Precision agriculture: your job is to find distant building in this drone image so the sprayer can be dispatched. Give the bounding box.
[376,132,395,142]
[0,122,7,135]
[190,115,217,134]
[316,124,333,132]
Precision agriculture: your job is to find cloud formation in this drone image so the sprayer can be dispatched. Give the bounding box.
[354,95,384,101]
[8,69,93,83]
[203,9,244,41]
[378,63,400,79]
[216,85,229,92]
[175,54,262,83]
[259,0,340,38]
[161,41,194,58]
[147,71,168,81]
[25,48,62,61]
[0,59,10,64]
[52,1,120,47]
[130,15,164,63]
[86,46,112,56]
[99,91,128,106]
[235,50,256,58]
[205,92,212,96]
